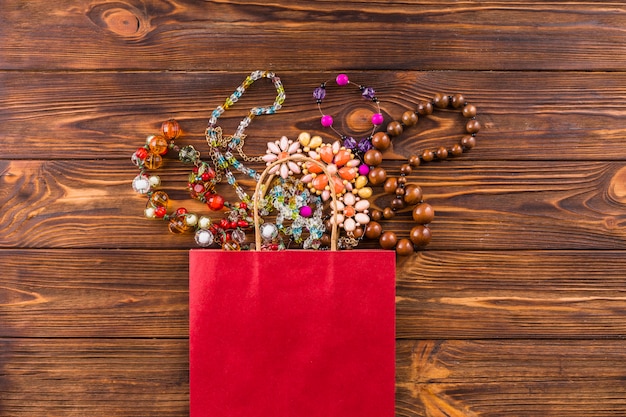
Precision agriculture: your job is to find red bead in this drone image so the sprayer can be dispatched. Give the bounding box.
[176,207,188,215]
[239,202,248,210]
[154,206,167,218]
[219,218,230,229]
[238,220,250,228]
[207,195,225,210]
[135,147,148,160]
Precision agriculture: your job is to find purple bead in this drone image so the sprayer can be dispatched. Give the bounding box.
[361,87,376,100]
[343,136,357,149]
[358,164,370,176]
[336,73,349,86]
[371,112,384,125]
[321,114,333,127]
[299,205,313,218]
[357,138,373,153]
[313,86,326,102]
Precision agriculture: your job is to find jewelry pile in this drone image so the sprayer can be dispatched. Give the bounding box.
[131,72,480,255]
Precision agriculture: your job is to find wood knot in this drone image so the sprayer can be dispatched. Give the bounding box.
[88,3,150,38]
[608,165,626,205]
[344,107,378,136]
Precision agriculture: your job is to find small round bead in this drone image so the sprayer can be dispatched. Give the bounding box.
[358,164,370,176]
[410,225,432,247]
[370,209,383,222]
[363,149,383,166]
[336,73,349,86]
[320,234,331,247]
[299,205,313,217]
[436,147,449,160]
[161,119,181,140]
[391,197,405,210]
[412,203,435,224]
[383,177,399,194]
[379,231,398,250]
[451,94,465,108]
[353,227,364,239]
[397,176,407,185]
[207,194,225,211]
[368,167,387,185]
[462,104,477,118]
[395,187,405,197]
[395,238,415,256]
[382,207,395,219]
[364,221,383,239]
[408,155,421,167]
[403,184,423,205]
[433,93,450,108]
[400,163,412,175]
[421,149,435,162]
[321,114,334,127]
[371,113,384,125]
[451,143,464,156]
[386,120,404,137]
[401,111,418,127]
[416,101,433,116]
[466,119,481,134]
[371,131,391,151]
[461,135,476,149]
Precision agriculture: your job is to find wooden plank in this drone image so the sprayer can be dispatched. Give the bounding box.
[3,70,626,161]
[2,2,626,71]
[1,338,626,416]
[2,158,626,250]
[3,249,626,338]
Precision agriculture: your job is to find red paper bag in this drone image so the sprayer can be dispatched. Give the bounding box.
[189,249,396,417]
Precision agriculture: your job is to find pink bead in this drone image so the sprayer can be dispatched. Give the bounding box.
[336,74,349,86]
[321,114,333,127]
[359,164,370,176]
[299,205,313,218]
[371,113,384,125]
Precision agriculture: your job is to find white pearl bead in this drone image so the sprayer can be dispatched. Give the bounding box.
[149,175,161,187]
[144,207,156,218]
[185,213,198,227]
[198,216,212,229]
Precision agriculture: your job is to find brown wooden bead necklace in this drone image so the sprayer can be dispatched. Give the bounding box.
[361,93,481,256]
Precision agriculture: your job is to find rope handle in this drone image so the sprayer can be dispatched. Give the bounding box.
[253,153,339,251]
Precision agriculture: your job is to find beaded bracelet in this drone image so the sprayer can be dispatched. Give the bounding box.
[313,73,384,154]
[361,93,481,255]
[131,119,254,249]
[204,70,286,203]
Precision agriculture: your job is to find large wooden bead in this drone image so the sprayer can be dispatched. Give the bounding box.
[395,238,414,256]
[466,119,481,133]
[412,203,435,224]
[371,131,391,151]
[386,120,404,137]
[451,94,465,108]
[368,167,387,185]
[408,154,421,167]
[461,135,476,149]
[379,231,398,249]
[382,207,395,219]
[383,177,398,194]
[370,209,383,222]
[416,101,433,115]
[364,221,383,239]
[433,93,450,108]
[403,184,423,205]
[421,149,435,162]
[463,104,477,118]
[410,225,432,246]
[363,149,383,166]
[401,111,418,126]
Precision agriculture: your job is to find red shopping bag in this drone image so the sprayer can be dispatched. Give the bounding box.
[189,249,395,417]
[189,154,396,416]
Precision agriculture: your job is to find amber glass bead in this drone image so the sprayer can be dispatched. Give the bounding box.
[395,238,414,256]
[383,207,395,219]
[386,120,403,137]
[403,184,423,205]
[379,231,397,250]
[466,119,481,134]
[462,104,477,118]
[461,135,476,149]
[416,101,433,115]
[401,111,418,127]
[365,221,382,239]
[436,147,449,160]
[368,167,387,185]
[451,143,464,156]
[161,119,181,140]
[371,131,391,151]
[169,214,193,234]
[408,155,421,167]
[145,152,163,170]
[410,225,432,246]
[412,203,435,224]
[433,93,449,108]
[383,177,398,194]
[149,191,169,208]
[148,135,169,155]
[363,149,383,166]
[421,149,435,162]
[451,94,465,108]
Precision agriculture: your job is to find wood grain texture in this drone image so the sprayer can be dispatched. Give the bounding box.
[2,1,626,71]
[3,0,626,415]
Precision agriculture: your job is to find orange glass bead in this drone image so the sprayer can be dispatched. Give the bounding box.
[144,152,163,170]
[147,135,169,155]
[161,119,181,140]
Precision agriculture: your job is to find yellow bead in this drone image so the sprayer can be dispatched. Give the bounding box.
[357,187,373,199]
[355,175,368,189]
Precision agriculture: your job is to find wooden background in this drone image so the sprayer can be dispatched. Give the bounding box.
[2,1,626,416]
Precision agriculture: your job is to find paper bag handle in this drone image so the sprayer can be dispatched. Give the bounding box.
[253,154,339,251]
